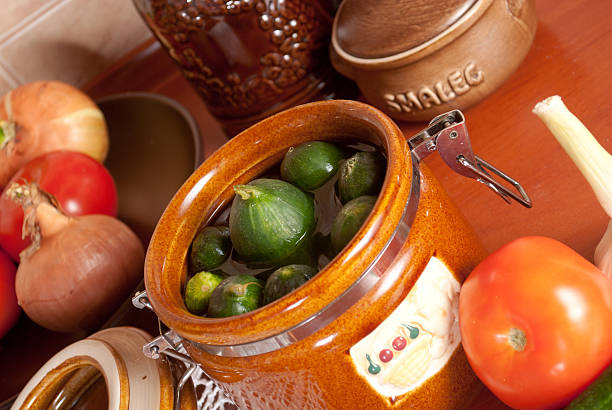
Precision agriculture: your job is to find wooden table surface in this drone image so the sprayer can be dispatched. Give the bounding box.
[2,0,611,408]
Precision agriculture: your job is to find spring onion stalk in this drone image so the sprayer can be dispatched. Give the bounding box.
[533,95,612,278]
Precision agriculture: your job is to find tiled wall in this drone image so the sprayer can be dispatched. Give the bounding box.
[0,0,153,95]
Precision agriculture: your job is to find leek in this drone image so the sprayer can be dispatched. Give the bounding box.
[533,95,612,278]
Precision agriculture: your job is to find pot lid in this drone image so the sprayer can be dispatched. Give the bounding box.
[334,0,479,59]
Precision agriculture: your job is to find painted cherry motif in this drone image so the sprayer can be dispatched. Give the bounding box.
[402,323,420,339]
[379,349,393,363]
[366,324,423,374]
[392,336,407,351]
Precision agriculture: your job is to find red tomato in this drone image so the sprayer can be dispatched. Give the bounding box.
[459,236,612,410]
[0,151,117,261]
[0,248,19,338]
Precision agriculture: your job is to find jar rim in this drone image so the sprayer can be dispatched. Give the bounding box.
[144,100,414,347]
[190,160,420,357]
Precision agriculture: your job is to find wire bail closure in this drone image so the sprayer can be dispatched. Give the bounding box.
[407,109,532,208]
[132,291,236,409]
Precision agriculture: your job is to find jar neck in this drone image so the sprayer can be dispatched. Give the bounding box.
[185,154,421,357]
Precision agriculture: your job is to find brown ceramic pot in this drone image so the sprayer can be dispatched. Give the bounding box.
[97,92,203,245]
[330,0,537,122]
[10,327,196,410]
[133,0,354,137]
[144,100,488,408]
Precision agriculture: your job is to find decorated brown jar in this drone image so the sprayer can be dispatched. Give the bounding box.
[133,0,352,137]
[144,100,497,408]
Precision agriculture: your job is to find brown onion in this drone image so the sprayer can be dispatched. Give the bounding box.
[13,185,143,333]
[0,81,109,187]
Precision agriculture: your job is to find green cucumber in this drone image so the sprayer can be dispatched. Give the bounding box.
[183,271,224,315]
[207,274,264,317]
[229,178,316,267]
[330,195,377,254]
[263,264,317,304]
[566,363,612,410]
[280,141,343,191]
[190,226,231,273]
[337,151,386,204]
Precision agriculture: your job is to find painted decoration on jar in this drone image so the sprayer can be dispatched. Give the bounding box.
[350,257,461,397]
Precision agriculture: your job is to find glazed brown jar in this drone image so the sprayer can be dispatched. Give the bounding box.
[133,0,352,136]
[143,100,526,408]
[10,327,197,410]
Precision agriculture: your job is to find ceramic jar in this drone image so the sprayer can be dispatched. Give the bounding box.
[10,327,196,410]
[133,0,353,136]
[330,0,537,121]
[144,100,491,408]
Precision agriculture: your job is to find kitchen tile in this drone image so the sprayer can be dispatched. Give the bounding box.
[0,0,152,87]
[0,64,18,95]
[0,0,62,44]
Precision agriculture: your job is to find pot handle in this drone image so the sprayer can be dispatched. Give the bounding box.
[407,109,532,208]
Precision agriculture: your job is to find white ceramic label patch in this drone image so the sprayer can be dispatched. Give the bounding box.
[350,257,461,397]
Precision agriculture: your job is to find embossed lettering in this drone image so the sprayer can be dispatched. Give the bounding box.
[448,71,470,95]
[384,94,402,112]
[465,62,484,86]
[396,92,423,112]
[418,87,441,108]
[382,62,485,113]
[434,81,456,102]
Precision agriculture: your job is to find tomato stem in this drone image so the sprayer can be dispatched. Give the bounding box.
[0,120,16,150]
[508,327,527,352]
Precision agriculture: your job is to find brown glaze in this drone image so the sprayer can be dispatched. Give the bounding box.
[47,366,102,410]
[330,0,537,121]
[70,376,108,410]
[133,0,355,136]
[145,100,487,408]
[146,100,412,345]
[11,327,196,410]
[335,0,479,59]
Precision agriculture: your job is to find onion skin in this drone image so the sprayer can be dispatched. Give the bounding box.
[0,81,109,188]
[15,203,144,333]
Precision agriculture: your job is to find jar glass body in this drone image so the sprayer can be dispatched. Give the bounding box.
[145,100,487,408]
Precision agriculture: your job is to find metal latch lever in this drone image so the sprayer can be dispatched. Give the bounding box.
[407,110,532,208]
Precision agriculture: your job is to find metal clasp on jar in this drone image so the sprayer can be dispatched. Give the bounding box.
[407,109,532,208]
[132,291,236,409]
